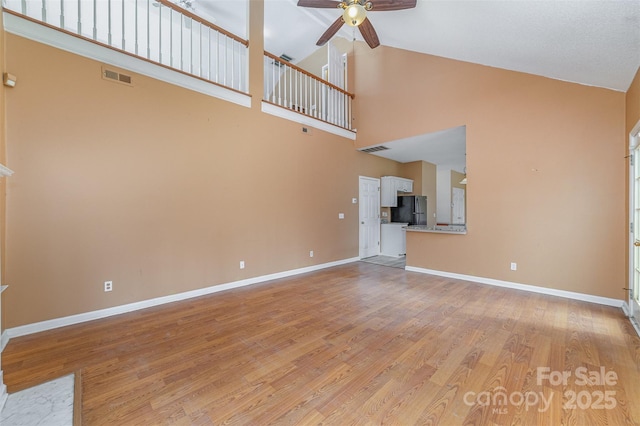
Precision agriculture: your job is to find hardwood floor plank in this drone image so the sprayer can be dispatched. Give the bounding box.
[2,262,639,424]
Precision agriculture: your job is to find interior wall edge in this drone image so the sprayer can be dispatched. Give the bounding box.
[405,266,625,308]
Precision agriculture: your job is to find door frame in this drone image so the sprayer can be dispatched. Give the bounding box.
[359,176,380,259]
[451,187,466,225]
[627,119,640,336]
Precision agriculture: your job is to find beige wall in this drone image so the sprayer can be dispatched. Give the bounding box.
[1,34,401,328]
[352,43,626,300]
[1,21,635,328]
[422,162,437,228]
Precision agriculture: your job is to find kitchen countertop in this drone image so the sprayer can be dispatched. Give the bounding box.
[405,225,467,235]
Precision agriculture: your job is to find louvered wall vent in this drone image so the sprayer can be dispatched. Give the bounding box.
[361,146,389,153]
[102,67,133,86]
[273,53,293,68]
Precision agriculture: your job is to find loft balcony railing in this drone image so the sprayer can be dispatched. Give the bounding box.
[2,0,249,94]
[263,51,354,131]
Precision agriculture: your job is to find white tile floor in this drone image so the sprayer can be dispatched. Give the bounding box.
[360,255,406,269]
[0,374,74,426]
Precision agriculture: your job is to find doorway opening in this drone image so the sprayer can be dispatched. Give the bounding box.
[627,119,640,337]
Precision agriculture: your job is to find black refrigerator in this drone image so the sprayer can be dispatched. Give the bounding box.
[391,196,427,225]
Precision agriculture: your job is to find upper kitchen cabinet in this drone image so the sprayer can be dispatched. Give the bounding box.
[381,176,414,207]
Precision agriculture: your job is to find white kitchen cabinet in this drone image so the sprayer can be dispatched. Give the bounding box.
[395,178,413,193]
[381,177,396,207]
[380,176,413,207]
[381,223,408,257]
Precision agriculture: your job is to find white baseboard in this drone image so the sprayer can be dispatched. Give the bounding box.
[0,375,6,413]
[621,303,640,337]
[4,257,359,342]
[0,331,8,353]
[405,266,625,308]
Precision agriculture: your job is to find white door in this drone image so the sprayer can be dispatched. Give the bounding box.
[628,121,640,336]
[452,187,466,225]
[359,176,380,259]
[325,42,347,127]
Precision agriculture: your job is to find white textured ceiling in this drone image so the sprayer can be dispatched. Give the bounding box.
[359,126,467,172]
[198,0,640,92]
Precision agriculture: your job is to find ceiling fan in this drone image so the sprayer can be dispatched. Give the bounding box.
[297,0,417,49]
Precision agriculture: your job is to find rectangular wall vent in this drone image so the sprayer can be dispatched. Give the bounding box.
[361,146,389,153]
[273,53,293,68]
[102,66,133,86]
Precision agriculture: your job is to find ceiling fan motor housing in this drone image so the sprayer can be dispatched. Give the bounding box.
[340,0,373,27]
[298,0,416,48]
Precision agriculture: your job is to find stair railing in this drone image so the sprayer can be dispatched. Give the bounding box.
[263,51,354,130]
[3,0,249,93]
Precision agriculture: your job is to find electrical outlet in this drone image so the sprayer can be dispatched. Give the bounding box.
[310,250,314,258]
[352,198,357,204]
[104,281,113,292]
[382,211,388,217]
[510,262,517,271]
[240,260,245,269]
[338,213,345,219]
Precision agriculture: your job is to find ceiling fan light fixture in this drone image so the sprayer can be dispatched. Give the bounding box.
[343,2,367,27]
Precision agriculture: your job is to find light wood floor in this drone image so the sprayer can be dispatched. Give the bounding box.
[3,262,640,425]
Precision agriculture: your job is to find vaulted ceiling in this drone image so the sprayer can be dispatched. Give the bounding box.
[197,0,640,92]
[193,0,638,169]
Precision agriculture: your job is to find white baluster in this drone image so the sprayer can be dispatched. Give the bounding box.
[215,32,220,84]
[146,0,150,58]
[122,0,125,50]
[160,3,164,63]
[107,0,111,45]
[135,0,139,55]
[231,39,235,91]
[92,0,97,39]
[198,24,203,78]
[207,27,211,81]
[284,65,288,108]
[60,0,64,28]
[272,57,276,103]
[180,14,184,70]
[169,9,173,67]
[188,19,192,74]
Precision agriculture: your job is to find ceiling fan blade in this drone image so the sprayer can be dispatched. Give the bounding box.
[316,16,345,46]
[371,0,417,11]
[297,0,342,8]
[359,18,380,48]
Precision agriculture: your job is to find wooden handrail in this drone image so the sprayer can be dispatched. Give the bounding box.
[155,0,248,47]
[2,8,251,96]
[264,51,355,99]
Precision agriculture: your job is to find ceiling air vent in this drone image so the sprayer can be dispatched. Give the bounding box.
[274,53,293,68]
[361,146,389,153]
[102,66,133,86]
